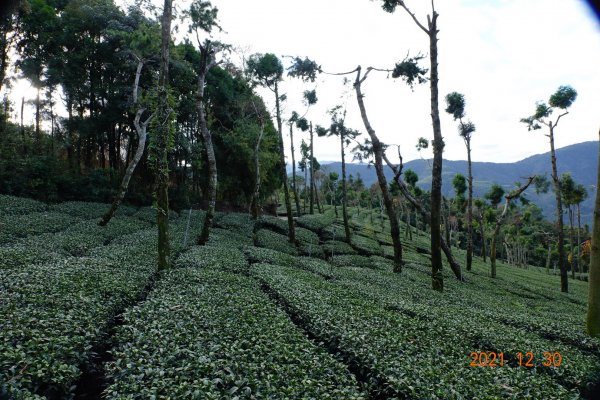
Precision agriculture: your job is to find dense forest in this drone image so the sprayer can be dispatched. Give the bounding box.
[1,0,600,398]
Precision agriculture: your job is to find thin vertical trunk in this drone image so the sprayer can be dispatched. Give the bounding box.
[197,50,218,245]
[289,124,301,216]
[466,139,474,271]
[35,87,40,144]
[309,123,314,214]
[549,123,568,292]
[156,0,173,270]
[341,133,351,242]
[546,243,552,274]
[275,81,295,243]
[586,127,600,337]
[20,96,25,152]
[478,213,487,262]
[354,67,402,271]
[569,206,575,279]
[251,118,264,219]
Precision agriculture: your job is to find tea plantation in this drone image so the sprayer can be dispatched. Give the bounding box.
[1,195,599,399]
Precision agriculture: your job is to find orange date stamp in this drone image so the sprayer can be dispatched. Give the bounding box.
[469,351,562,367]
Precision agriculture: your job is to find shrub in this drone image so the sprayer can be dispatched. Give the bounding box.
[297,213,335,232]
[255,229,298,256]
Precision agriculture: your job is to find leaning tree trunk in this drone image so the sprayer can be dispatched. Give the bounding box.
[586,128,600,337]
[549,123,568,292]
[341,133,351,242]
[100,61,151,226]
[275,81,295,243]
[289,124,301,217]
[155,0,173,270]
[387,159,463,280]
[197,51,218,245]
[354,67,403,271]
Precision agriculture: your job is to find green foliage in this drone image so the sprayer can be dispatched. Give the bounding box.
[485,183,505,207]
[445,92,466,120]
[246,53,283,87]
[391,55,428,88]
[549,86,577,109]
[404,169,419,188]
[303,89,318,105]
[297,213,336,232]
[255,229,298,255]
[286,56,321,82]
[452,173,467,198]
[106,267,364,399]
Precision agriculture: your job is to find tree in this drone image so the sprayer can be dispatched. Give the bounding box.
[587,128,600,337]
[288,111,302,216]
[485,184,505,208]
[152,0,174,269]
[489,177,536,278]
[521,85,577,292]
[184,0,222,245]
[247,53,295,243]
[319,106,360,243]
[446,92,476,271]
[352,67,406,272]
[378,0,445,290]
[452,173,467,204]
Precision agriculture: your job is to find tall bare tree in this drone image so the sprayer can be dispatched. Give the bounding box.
[378,0,445,290]
[521,85,578,292]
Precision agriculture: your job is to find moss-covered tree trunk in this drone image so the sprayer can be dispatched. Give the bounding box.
[586,128,600,337]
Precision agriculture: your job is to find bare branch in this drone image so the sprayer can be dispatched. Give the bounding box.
[399,3,429,34]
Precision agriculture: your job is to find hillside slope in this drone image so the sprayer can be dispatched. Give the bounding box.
[320,141,598,224]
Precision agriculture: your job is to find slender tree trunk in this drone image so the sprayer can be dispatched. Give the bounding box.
[586,128,600,337]
[569,206,575,279]
[197,50,218,245]
[546,242,552,274]
[275,81,295,243]
[354,67,402,271]
[466,139,474,271]
[155,0,173,269]
[549,124,568,292]
[478,213,487,262]
[490,223,501,278]
[309,123,314,214]
[341,133,351,242]
[35,87,41,144]
[251,118,265,219]
[289,124,301,216]
[20,96,25,151]
[314,177,323,213]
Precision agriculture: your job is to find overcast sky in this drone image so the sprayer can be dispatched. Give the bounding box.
[206,0,600,164]
[11,0,600,165]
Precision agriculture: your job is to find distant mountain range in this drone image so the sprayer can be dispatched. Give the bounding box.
[311,141,598,225]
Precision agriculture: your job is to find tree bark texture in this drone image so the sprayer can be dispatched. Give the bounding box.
[341,133,351,242]
[309,123,314,214]
[197,51,218,245]
[466,138,474,271]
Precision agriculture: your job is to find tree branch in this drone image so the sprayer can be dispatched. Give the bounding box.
[399,2,430,34]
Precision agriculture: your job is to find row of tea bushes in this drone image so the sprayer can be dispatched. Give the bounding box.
[250,263,583,399]
[0,195,47,216]
[0,235,159,399]
[105,267,365,399]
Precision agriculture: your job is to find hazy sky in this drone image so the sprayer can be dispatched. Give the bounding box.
[10,0,600,165]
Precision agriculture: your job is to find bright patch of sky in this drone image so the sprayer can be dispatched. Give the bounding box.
[8,0,600,165]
